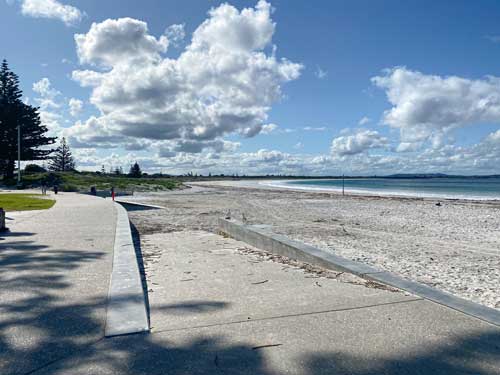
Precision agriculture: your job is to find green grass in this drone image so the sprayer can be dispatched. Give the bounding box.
[18,171,182,192]
[0,193,56,212]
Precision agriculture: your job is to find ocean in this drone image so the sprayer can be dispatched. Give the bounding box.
[265,177,500,200]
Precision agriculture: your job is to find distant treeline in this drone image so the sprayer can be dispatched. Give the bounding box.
[383,173,500,179]
[176,173,500,181]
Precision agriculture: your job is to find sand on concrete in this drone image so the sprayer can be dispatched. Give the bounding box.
[126,180,500,311]
[30,227,500,374]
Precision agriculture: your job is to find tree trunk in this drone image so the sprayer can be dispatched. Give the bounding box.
[4,159,15,179]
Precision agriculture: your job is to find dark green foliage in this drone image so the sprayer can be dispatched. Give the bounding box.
[49,137,76,172]
[59,183,79,192]
[19,171,181,191]
[128,162,142,178]
[24,164,47,173]
[0,60,56,179]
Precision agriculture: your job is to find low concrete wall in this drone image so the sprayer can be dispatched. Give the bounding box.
[219,218,379,276]
[105,203,149,337]
[218,218,500,327]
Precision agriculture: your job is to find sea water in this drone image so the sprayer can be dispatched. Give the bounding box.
[265,178,500,200]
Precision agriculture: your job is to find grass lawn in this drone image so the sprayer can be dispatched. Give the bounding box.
[0,193,56,212]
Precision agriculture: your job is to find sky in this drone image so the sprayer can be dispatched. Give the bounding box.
[1,0,500,175]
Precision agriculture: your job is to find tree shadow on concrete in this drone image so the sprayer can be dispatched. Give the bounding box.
[1,231,500,374]
[31,320,500,375]
[0,238,107,374]
[299,330,500,374]
[156,300,231,315]
[0,231,35,239]
[0,241,103,271]
[0,219,274,375]
[0,233,269,374]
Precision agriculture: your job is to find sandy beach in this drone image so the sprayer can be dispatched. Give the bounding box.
[127,180,500,310]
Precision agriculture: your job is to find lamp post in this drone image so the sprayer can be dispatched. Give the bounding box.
[342,173,345,196]
[17,124,21,187]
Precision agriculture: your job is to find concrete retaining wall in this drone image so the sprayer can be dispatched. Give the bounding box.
[105,203,149,337]
[218,218,500,327]
[219,218,379,275]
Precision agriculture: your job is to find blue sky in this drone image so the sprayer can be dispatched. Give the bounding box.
[1,0,500,175]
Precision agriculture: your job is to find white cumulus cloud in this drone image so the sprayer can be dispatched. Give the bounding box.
[75,18,168,67]
[372,67,500,150]
[165,23,186,47]
[261,123,278,134]
[68,1,303,152]
[68,98,83,117]
[19,0,83,26]
[72,128,500,175]
[32,78,64,136]
[331,129,388,156]
[32,77,60,109]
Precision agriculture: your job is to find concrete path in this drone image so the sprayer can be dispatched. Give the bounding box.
[31,230,500,374]
[0,193,116,375]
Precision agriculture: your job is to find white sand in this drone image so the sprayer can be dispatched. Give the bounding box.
[127,180,500,310]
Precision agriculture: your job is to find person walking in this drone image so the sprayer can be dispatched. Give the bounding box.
[53,184,58,195]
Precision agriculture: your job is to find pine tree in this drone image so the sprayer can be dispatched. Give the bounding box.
[49,137,76,172]
[128,162,142,178]
[0,60,56,179]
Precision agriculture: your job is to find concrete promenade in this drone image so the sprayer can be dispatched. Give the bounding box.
[34,230,500,374]
[0,192,116,375]
[1,193,499,374]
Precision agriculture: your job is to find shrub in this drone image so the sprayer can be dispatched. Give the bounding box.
[60,183,79,192]
[24,164,47,173]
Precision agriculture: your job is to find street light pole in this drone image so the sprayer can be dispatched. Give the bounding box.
[17,124,21,186]
[342,173,345,196]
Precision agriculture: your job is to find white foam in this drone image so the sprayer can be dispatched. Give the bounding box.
[259,180,500,201]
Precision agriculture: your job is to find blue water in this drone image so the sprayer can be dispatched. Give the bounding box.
[271,178,500,200]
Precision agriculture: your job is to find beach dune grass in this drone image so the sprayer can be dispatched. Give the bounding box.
[19,171,181,192]
[0,193,55,211]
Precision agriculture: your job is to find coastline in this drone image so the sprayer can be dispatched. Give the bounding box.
[262,179,500,202]
[190,179,500,204]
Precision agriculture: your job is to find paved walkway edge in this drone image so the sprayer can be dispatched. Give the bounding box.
[218,218,500,327]
[105,202,150,337]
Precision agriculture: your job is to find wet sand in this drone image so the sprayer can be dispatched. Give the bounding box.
[127,180,500,310]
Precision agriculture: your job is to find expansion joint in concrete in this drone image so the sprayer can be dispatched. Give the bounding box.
[152,298,424,335]
[22,337,106,375]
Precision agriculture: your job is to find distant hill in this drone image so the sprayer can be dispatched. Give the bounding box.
[384,173,500,179]
[385,173,450,179]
